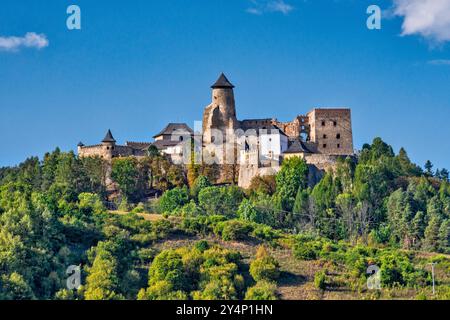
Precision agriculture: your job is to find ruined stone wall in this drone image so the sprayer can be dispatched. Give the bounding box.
[308,109,353,156]
[273,115,310,140]
[78,145,109,159]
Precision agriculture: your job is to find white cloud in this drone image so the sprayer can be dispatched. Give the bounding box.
[0,32,49,52]
[428,59,450,66]
[247,0,294,15]
[392,0,450,43]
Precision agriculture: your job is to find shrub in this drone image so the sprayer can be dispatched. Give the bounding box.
[152,219,173,239]
[195,240,210,252]
[314,270,327,290]
[252,224,280,243]
[180,215,226,235]
[131,202,145,214]
[245,281,278,300]
[214,220,253,241]
[293,241,319,261]
[249,246,280,282]
[180,200,203,217]
[158,187,189,215]
[137,248,156,264]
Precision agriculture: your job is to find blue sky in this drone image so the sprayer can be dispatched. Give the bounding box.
[0,0,449,170]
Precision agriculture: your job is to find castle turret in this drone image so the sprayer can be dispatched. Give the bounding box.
[102,129,116,160]
[203,73,239,144]
[77,142,85,155]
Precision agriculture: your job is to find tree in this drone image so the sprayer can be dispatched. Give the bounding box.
[275,157,309,211]
[84,242,124,300]
[198,186,244,217]
[423,214,442,252]
[111,158,140,201]
[190,175,211,199]
[158,187,189,215]
[424,160,434,177]
[0,272,35,300]
[147,250,187,292]
[438,219,450,253]
[247,175,276,196]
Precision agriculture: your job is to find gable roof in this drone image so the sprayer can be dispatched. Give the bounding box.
[211,73,235,89]
[153,123,193,138]
[102,129,116,143]
[284,139,311,154]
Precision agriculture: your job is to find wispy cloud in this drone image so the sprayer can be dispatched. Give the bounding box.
[246,0,294,15]
[428,59,450,66]
[392,0,450,43]
[0,32,49,52]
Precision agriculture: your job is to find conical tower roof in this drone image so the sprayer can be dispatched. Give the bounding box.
[211,73,235,89]
[102,129,116,143]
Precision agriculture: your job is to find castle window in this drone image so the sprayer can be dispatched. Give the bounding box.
[323,144,327,148]
[336,133,341,139]
[337,144,341,148]
[333,121,337,126]
[179,136,184,142]
[323,134,327,139]
[107,147,110,150]
[321,121,326,126]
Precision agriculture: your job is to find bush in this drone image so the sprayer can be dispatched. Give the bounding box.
[245,281,278,300]
[180,215,226,235]
[249,246,280,282]
[314,270,327,290]
[180,200,203,217]
[195,240,210,252]
[293,241,319,261]
[158,187,189,215]
[214,220,253,241]
[131,202,145,214]
[152,219,173,239]
[252,224,280,243]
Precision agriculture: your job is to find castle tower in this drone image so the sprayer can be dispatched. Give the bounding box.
[102,129,116,161]
[203,73,239,144]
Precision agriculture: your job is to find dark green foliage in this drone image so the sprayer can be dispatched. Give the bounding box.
[275,157,309,211]
[157,186,189,215]
[214,220,254,241]
[198,186,244,217]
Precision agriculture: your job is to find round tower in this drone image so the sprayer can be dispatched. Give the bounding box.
[211,73,238,128]
[101,129,116,160]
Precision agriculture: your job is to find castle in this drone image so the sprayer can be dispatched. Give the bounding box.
[78,73,354,188]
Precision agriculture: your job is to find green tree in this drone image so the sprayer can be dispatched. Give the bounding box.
[275,157,309,211]
[198,186,244,217]
[158,187,189,215]
[111,157,140,201]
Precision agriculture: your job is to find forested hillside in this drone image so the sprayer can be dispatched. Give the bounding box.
[0,137,449,300]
